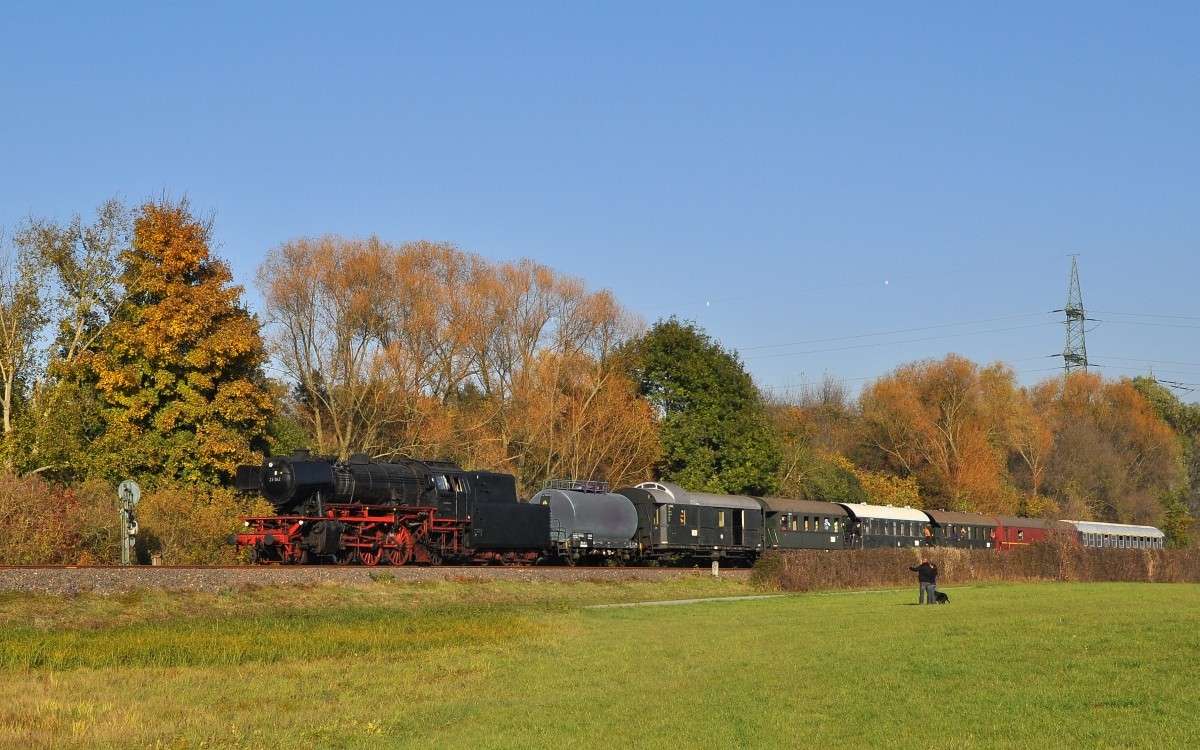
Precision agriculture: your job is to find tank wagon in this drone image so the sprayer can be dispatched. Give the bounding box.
[233,453,1167,565]
[532,481,639,563]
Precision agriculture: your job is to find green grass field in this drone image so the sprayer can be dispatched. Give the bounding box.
[1,579,1197,749]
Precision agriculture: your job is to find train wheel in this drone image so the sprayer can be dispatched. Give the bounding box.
[360,547,381,566]
[384,528,414,566]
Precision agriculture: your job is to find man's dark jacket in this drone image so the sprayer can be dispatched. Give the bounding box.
[909,562,937,583]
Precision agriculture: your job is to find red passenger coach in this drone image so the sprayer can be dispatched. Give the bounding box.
[993,516,1071,550]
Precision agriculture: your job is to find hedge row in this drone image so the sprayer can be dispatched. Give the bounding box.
[0,473,273,565]
[751,540,1200,591]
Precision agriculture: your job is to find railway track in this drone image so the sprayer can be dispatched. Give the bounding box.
[0,563,751,595]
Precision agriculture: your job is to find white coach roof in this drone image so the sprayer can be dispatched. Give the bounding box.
[839,503,930,523]
[1064,520,1165,538]
[634,482,762,510]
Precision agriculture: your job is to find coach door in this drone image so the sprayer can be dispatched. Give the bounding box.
[732,509,744,546]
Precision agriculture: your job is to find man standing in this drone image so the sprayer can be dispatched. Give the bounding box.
[909,558,938,604]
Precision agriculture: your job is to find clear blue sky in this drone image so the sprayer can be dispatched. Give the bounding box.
[3,2,1198,398]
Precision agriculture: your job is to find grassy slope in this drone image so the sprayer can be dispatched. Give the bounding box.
[1,581,1198,749]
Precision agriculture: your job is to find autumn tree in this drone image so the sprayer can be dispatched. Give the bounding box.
[1132,376,1200,510]
[624,318,779,495]
[860,354,1012,512]
[86,199,272,484]
[1129,376,1196,545]
[260,236,652,494]
[504,350,659,493]
[0,230,46,459]
[1041,373,1181,524]
[7,200,131,479]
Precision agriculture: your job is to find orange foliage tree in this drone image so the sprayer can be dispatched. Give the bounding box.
[860,354,1012,512]
[1040,372,1181,523]
[260,236,657,495]
[86,199,272,484]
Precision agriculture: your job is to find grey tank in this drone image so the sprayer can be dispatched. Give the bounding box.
[533,489,639,549]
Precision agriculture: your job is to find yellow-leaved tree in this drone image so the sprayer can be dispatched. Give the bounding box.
[86,199,272,485]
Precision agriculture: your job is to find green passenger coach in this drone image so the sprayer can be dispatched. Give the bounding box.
[758,497,847,550]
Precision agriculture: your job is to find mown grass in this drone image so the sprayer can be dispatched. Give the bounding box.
[1,580,1197,749]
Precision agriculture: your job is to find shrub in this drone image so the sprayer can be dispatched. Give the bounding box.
[0,473,121,564]
[755,541,1200,592]
[137,485,273,565]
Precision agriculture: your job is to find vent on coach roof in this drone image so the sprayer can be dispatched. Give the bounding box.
[544,479,610,494]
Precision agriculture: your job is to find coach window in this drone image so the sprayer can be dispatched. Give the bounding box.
[832,519,840,532]
[1017,529,1025,541]
[790,516,798,532]
[679,510,687,526]
[718,511,726,528]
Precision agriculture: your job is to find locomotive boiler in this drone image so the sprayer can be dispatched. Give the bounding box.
[234,451,548,565]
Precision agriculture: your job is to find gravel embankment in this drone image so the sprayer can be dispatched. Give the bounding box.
[0,565,751,595]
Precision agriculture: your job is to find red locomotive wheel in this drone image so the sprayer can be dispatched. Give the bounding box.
[384,528,414,566]
[360,547,382,566]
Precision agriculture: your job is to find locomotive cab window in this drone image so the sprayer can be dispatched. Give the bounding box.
[434,475,451,494]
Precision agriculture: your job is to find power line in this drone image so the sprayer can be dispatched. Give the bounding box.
[1093,355,1200,368]
[739,311,1052,352]
[761,360,1065,393]
[1091,310,1200,322]
[1092,319,1200,331]
[745,321,1059,361]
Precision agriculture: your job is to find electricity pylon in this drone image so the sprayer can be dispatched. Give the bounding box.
[1063,255,1088,373]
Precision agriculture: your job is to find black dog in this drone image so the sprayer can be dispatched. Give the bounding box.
[934,590,950,604]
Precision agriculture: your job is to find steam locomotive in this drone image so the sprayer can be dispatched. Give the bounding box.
[234,452,1166,565]
[235,451,547,564]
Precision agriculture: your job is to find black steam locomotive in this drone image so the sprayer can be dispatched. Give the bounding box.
[235,451,547,564]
